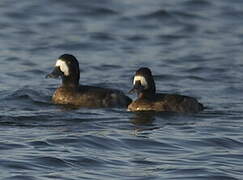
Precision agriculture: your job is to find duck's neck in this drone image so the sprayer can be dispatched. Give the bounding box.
[138,82,156,99]
[62,76,79,89]
[138,89,156,99]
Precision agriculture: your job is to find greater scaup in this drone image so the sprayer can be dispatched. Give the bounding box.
[46,54,132,108]
[128,67,204,113]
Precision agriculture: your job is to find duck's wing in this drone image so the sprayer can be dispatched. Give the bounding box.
[157,93,204,113]
[77,85,132,107]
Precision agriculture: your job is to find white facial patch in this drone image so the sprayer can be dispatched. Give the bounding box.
[133,75,148,88]
[55,59,69,76]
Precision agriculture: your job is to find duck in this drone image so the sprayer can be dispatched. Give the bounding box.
[128,67,204,113]
[46,54,132,108]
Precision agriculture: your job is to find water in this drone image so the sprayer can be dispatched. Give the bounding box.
[0,0,243,179]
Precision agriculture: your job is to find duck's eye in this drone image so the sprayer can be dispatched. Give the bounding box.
[55,59,69,76]
[133,75,148,88]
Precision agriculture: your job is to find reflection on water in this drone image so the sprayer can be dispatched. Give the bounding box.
[131,112,156,125]
[130,112,159,135]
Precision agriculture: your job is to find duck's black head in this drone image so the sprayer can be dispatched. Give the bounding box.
[46,54,80,87]
[129,67,156,98]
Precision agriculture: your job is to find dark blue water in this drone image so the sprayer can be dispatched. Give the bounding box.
[1,0,243,179]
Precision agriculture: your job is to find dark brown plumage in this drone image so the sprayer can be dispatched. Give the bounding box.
[128,67,203,113]
[52,85,131,107]
[46,54,132,108]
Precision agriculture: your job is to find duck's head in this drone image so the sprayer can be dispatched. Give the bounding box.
[129,67,156,98]
[46,54,80,87]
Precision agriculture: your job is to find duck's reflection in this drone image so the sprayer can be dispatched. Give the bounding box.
[130,111,183,135]
[130,111,155,125]
[130,111,160,134]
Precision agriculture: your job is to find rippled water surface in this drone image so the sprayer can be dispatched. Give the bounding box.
[1,0,243,179]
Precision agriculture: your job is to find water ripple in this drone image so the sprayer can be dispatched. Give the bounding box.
[1,0,243,180]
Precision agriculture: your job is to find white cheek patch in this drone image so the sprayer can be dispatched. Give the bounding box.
[133,75,148,88]
[55,59,69,76]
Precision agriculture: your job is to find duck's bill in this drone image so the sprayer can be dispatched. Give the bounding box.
[45,67,63,79]
[128,87,136,94]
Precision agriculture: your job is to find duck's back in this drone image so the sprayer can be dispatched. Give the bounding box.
[52,85,132,108]
[128,93,203,113]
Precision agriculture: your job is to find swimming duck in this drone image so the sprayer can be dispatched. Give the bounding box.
[46,54,132,108]
[128,67,204,113]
